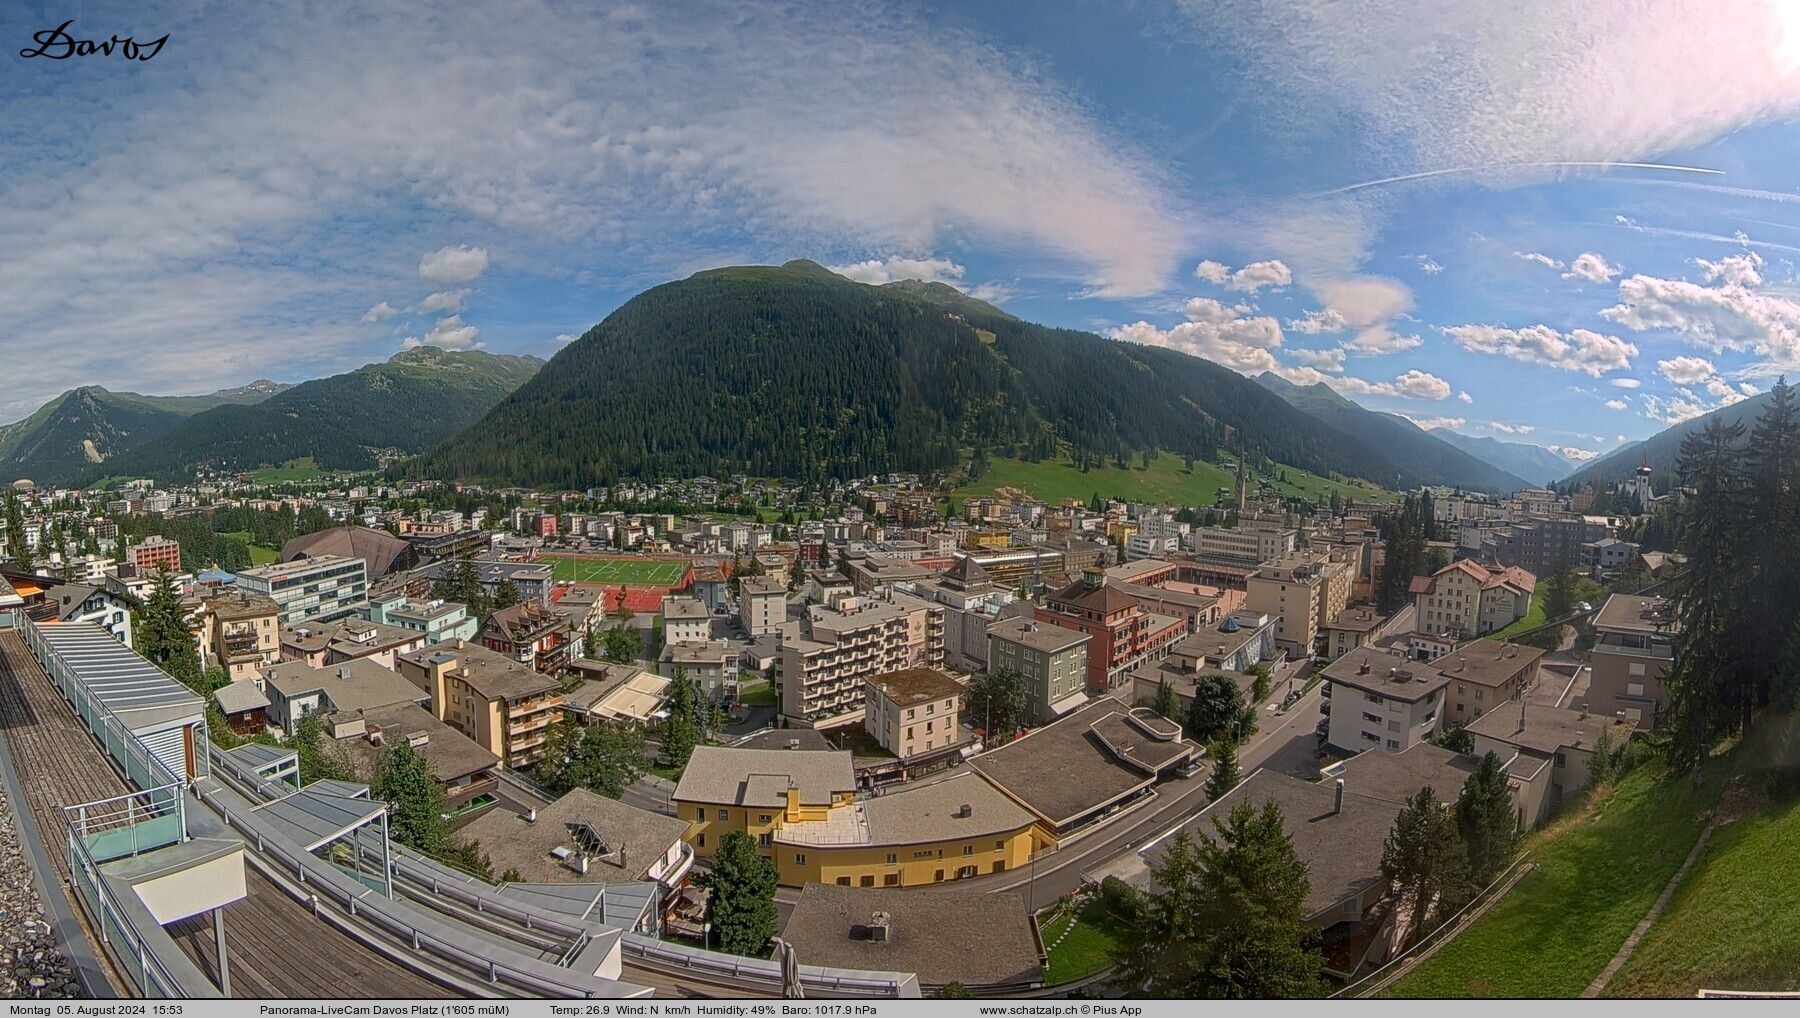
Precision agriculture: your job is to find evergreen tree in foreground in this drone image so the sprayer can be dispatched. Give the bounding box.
[705,831,778,956]
[372,742,448,855]
[1380,786,1469,947]
[1455,752,1518,887]
[1665,416,1747,777]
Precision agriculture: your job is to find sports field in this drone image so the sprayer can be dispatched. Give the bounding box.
[541,555,691,586]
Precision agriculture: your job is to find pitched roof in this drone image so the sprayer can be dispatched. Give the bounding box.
[281,525,414,577]
[673,746,856,808]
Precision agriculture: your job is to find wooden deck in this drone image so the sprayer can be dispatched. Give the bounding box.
[0,632,453,998]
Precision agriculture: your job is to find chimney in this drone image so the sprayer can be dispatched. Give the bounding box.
[1333,778,1345,815]
[338,666,351,681]
[868,911,892,942]
[1358,660,1371,676]
[525,808,537,823]
[577,853,590,875]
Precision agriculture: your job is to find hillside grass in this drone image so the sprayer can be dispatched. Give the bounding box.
[1040,900,1128,984]
[246,457,327,483]
[1605,782,1800,996]
[1383,754,1729,998]
[957,451,1394,509]
[218,531,280,565]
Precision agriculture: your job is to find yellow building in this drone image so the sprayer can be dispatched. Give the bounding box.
[396,639,563,768]
[199,589,283,684]
[672,746,1051,887]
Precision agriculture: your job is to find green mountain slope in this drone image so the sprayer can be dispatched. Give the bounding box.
[95,347,542,483]
[1439,431,1576,486]
[1255,372,1533,494]
[410,260,1415,490]
[0,383,281,486]
[1563,390,1777,490]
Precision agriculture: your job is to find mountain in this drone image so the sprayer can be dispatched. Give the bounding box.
[415,260,1497,493]
[1254,373,1534,494]
[1437,432,1577,486]
[211,379,293,401]
[94,348,543,484]
[0,384,280,486]
[1562,389,1778,490]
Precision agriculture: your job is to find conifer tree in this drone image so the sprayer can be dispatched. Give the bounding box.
[1665,416,1747,776]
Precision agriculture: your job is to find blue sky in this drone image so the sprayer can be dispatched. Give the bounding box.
[8,1,1800,466]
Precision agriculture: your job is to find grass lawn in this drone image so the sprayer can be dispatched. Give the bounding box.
[542,554,692,586]
[647,762,684,783]
[1383,755,1728,998]
[1483,591,1546,643]
[737,680,777,707]
[1040,901,1129,984]
[957,451,1394,509]
[219,531,281,565]
[1605,788,1800,996]
[247,457,328,483]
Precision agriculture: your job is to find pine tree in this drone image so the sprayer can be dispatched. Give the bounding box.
[1204,740,1240,801]
[2,488,32,571]
[659,669,703,769]
[491,577,521,611]
[1455,752,1518,886]
[705,831,778,956]
[1186,672,1253,746]
[1150,678,1179,722]
[1380,787,1468,947]
[138,570,201,688]
[1738,378,1800,720]
[1665,416,1747,776]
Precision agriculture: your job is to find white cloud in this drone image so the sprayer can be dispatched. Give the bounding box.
[1194,260,1230,283]
[1706,377,1750,406]
[1514,251,1564,270]
[1657,355,1716,384]
[1414,255,1444,275]
[1604,399,1629,410]
[1110,298,1286,375]
[1457,390,1473,403]
[418,246,489,284]
[1610,377,1642,389]
[1642,393,1709,425]
[1563,252,1621,284]
[1603,272,1800,369]
[1444,323,1638,376]
[1549,445,1600,461]
[1317,276,1412,328]
[1740,381,1762,396]
[1403,415,1465,430]
[1488,422,1535,434]
[1286,308,1348,334]
[829,256,965,285]
[1292,347,1347,372]
[1227,259,1293,292]
[1334,368,1453,401]
[1345,326,1424,356]
[416,289,470,314]
[553,333,578,344]
[404,314,482,351]
[1697,251,1765,287]
[966,281,1015,304]
[361,301,399,323]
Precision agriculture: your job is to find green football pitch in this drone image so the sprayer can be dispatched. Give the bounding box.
[544,556,691,586]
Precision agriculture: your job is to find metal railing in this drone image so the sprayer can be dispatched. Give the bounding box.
[64,785,187,863]
[623,934,920,997]
[63,821,217,998]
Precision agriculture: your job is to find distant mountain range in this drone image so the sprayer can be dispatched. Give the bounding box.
[0,349,541,487]
[1436,432,1577,486]
[1253,373,1533,494]
[1563,388,1780,490]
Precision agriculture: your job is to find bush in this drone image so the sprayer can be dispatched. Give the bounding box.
[1098,875,1141,920]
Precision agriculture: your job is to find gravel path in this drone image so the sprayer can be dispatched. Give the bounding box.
[0,773,80,998]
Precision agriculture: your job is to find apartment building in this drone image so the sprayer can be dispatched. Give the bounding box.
[233,554,369,625]
[1587,594,1677,729]
[1186,525,1299,566]
[362,592,479,643]
[1475,514,1614,578]
[863,667,967,768]
[986,616,1091,724]
[1323,605,1386,663]
[898,555,1017,673]
[660,639,740,701]
[480,600,573,675]
[1436,638,1544,724]
[1036,570,1186,695]
[1410,559,1536,640]
[199,589,282,683]
[738,576,786,637]
[127,535,183,574]
[1469,703,1638,826]
[777,591,945,728]
[1322,647,1448,754]
[38,583,135,647]
[661,595,711,645]
[397,639,564,767]
[1243,552,1352,659]
[418,559,554,607]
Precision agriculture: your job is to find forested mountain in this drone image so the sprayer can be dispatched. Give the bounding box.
[1562,390,1778,490]
[1438,432,1576,486]
[93,348,542,484]
[1254,373,1533,494]
[0,384,280,486]
[414,260,1489,491]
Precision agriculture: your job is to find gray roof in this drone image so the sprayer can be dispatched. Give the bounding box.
[987,617,1089,654]
[780,883,1043,989]
[673,746,856,808]
[262,658,427,714]
[30,621,204,734]
[212,680,271,715]
[1467,702,1638,756]
[329,702,499,784]
[1331,743,1483,806]
[1323,646,1453,703]
[862,772,1037,846]
[225,741,296,774]
[460,789,691,886]
[661,596,710,620]
[398,640,560,702]
[251,787,387,851]
[1592,593,1678,636]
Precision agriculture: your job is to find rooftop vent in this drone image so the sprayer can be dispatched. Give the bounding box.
[1333,778,1345,815]
[955,803,973,819]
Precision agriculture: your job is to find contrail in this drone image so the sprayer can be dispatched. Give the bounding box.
[1300,161,1724,199]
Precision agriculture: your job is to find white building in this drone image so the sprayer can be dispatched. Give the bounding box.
[1321,647,1447,754]
[234,554,369,626]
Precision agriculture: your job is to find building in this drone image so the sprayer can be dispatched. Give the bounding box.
[461,788,694,890]
[661,595,711,645]
[362,592,480,644]
[127,535,182,574]
[38,583,134,647]
[325,701,501,816]
[738,576,786,637]
[968,695,1198,837]
[778,884,1045,991]
[1323,606,1387,663]
[1322,646,1449,754]
[1587,594,1677,729]
[1243,553,1352,659]
[1036,570,1186,694]
[260,658,429,734]
[199,589,282,683]
[777,591,945,729]
[561,666,670,726]
[862,667,967,771]
[281,617,427,670]
[660,640,740,701]
[672,749,1048,888]
[986,617,1090,724]
[1435,639,1544,726]
[396,639,565,767]
[280,524,416,578]
[1186,525,1298,567]
[1475,514,1614,578]
[418,559,554,607]
[1409,559,1535,641]
[235,554,369,625]
[481,600,574,675]
[1468,702,1637,826]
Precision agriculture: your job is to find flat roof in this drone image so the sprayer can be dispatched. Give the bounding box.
[1330,743,1484,806]
[673,746,856,808]
[1467,702,1638,756]
[1592,593,1677,635]
[252,787,387,851]
[865,667,964,708]
[1434,639,1545,689]
[780,883,1043,988]
[459,789,691,886]
[969,695,1197,830]
[987,617,1089,654]
[859,772,1037,847]
[31,621,204,733]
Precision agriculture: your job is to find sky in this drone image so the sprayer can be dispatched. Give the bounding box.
[8,1,1800,466]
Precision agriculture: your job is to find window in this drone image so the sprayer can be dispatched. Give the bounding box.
[836,876,852,886]
[759,814,772,824]
[883,874,899,886]
[795,853,806,865]
[886,853,897,864]
[1627,682,1645,697]
[995,840,1005,852]
[717,809,729,821]
[1628,662,1647,677]
[696,833,705,847]
[758,833,771,848]
[963,845,974,856]
[1386,739,1400,750]
[860,875,875,887]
